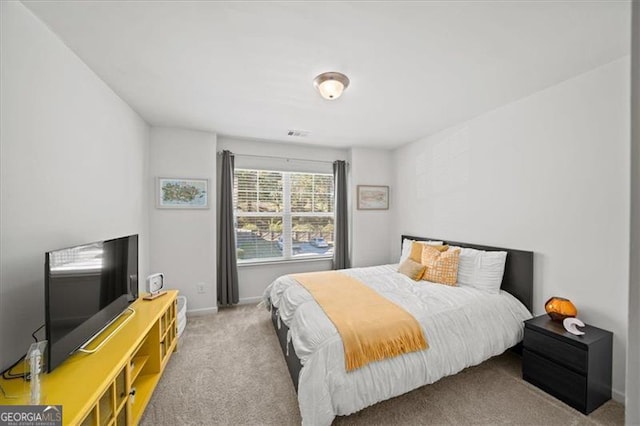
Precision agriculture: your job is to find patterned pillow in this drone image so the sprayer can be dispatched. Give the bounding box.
[421,245,461,285]
[409,241,449,262]
[398,258,427,281]
[400,239,444,262]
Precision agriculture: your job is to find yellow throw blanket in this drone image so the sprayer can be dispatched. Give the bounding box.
[290,271,428,371]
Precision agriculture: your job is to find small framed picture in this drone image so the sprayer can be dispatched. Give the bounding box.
[157,177,209,209]
[357,185,389,210]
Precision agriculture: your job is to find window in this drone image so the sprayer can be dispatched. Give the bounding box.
[234,169,334,262]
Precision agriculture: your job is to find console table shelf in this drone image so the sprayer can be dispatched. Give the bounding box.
[0,290,179,426]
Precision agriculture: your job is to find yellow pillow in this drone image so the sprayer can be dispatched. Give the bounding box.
[421,245,460,286]
[398,258,427,281]
[410,242,449,262]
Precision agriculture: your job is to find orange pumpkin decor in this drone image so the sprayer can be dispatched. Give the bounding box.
[545,297,578,321]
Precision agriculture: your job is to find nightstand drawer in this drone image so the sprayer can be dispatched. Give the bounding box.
[523,328,587,374]
[523,315,613,414]
[523,349,587,412]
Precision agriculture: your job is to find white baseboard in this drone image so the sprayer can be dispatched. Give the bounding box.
[186,306,218,316]
[238,296,262,305]
[612,388,625,404]
[185,298,261,315]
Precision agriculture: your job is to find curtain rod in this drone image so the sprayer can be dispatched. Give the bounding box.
[217,151,348,166]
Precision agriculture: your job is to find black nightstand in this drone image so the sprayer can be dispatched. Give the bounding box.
[522,315,612,414]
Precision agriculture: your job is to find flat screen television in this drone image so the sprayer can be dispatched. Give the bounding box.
[44,234,138,372]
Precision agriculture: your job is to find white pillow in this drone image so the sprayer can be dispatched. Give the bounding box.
[399,239,444,263]
[400,239,413,262]
[456,247,507,294]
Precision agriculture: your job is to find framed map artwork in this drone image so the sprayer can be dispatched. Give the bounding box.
[157,177,209,209]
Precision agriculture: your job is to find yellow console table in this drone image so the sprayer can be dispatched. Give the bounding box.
[0,290,178,425]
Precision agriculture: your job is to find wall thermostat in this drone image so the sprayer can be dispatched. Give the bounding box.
[144,273,166,300]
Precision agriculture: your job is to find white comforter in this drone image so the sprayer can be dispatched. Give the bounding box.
[264,264,532,426]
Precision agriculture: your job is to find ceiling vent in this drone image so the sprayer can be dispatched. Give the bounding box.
[287,129,310,137]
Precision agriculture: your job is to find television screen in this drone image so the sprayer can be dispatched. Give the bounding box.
[45,234,138,372]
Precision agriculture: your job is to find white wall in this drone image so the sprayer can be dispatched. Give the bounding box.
[0,2,150,370]
[148,127,217,314]
[217,136,348,303]
[627,1,639,422]
[349,148,394,267]
[392,57,630,401]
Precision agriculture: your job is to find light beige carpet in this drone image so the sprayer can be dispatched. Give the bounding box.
[141,305,624,426]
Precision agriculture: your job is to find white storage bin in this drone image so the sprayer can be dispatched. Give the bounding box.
[177,295,187,338]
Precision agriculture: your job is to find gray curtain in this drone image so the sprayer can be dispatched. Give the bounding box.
[333,160,350,270]
[217,150,239,306]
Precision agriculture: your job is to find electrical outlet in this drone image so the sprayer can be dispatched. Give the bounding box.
[196,283,205,294]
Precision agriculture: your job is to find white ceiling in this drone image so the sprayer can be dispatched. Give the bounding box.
[23,1,630,149]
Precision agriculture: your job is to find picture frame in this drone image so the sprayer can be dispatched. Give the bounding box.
[357,185,389,210]
[157,177,209,209]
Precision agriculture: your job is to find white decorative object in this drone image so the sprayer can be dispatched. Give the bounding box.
[144,273,167,300]
[146,273,164,294]
[563,317,586,336]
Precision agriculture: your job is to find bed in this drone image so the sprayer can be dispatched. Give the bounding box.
[263,235,534,425]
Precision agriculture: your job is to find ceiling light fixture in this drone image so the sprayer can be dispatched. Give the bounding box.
[313,71,350,100]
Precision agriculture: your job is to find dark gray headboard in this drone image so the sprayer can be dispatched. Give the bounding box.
[402,235,534,311]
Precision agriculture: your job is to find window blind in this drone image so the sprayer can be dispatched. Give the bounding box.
[234,169,334,262]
